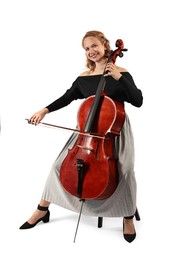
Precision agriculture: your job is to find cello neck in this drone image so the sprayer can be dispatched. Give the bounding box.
[83,75,106,132]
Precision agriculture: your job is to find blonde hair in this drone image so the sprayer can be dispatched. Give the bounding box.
[82,31,111,71]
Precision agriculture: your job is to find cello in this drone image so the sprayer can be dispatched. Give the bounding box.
[59,39,127,200]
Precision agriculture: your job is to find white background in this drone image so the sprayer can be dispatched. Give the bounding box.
[0,0,173,259]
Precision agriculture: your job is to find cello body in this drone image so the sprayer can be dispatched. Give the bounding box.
[60,96,125,199]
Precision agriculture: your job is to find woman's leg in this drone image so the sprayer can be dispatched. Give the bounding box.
[26,200,51,224]
[123,218,135,235]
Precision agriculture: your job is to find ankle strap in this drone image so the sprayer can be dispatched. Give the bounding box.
[124,215,134,219]
[37,204,49,211]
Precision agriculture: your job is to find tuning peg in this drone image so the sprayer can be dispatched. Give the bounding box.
[119,52,124,58]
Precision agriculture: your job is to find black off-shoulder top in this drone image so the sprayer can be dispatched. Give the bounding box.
[46,72,143,113]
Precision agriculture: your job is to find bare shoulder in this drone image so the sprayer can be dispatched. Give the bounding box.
[80,70,91,76]
[116,65,128,73]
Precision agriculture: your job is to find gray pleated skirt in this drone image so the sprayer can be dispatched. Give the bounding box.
[41,115,137,217]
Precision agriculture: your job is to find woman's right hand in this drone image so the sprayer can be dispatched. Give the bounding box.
[29,108,49,125]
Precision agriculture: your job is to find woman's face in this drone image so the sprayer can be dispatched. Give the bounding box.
[83,36,106,63]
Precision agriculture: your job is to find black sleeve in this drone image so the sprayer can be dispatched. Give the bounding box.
[45,80,84,113]
[119,73,143,107]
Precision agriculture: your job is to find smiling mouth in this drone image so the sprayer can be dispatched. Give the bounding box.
[89,52,99,59]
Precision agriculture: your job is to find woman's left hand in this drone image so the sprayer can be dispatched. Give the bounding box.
[104,63,122,80]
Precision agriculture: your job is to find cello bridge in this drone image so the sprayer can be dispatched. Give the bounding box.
[77,145,93,151]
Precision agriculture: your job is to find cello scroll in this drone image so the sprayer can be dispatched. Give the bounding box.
[108,39,128,63]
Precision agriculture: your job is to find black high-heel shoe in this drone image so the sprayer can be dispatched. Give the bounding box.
[19,204,50,229]
[123,209,140,243]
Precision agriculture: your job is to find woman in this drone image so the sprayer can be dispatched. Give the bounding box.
[20,31,143,243]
